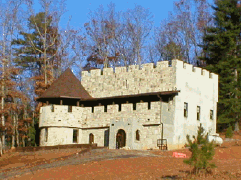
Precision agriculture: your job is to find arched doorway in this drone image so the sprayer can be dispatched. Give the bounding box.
[116,129,126,149]
[89,133,94,144]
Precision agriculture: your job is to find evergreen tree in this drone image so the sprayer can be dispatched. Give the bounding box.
[184,124,216,175]
[200,0,241,131]
[12,12,60,91]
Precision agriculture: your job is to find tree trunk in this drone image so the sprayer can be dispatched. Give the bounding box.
[12,135,15,148]
[22,137,25,147]
[16,114,19,147]
[234,68,239,131]
[235,121,239,132]
[0,139,2,156]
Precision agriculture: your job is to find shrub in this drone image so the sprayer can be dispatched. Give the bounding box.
[184,124,216,175]
[225,125,233,138]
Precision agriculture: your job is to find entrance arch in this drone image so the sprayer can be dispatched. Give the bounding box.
[116,129,126,149]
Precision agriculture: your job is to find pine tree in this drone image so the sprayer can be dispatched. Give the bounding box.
[184,124,216,175]
[200,0,241,131]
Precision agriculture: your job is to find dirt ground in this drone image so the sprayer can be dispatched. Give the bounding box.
[1,132,241,180]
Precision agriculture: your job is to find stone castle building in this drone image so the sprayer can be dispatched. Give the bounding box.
[37,59,218,150]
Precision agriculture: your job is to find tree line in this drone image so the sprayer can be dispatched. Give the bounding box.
[0,0,240,154]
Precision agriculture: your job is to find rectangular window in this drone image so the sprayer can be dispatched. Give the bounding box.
[133,103,136,110]
[210,110,214,120]
[68,105,72,112]
[148,102,151,110]
[184,102,188,117]
[104,105,107,112]
[73,129,78,143]
[92,106,94,113]
[51,104,54,112]
[197,106,200,120]
[45,128,48,142]
[118,104,121,112]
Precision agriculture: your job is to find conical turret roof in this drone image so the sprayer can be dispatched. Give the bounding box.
[38,68,92,100]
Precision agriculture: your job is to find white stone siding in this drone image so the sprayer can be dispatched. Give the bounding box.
[40,127,81,146]
[81,128,109,147]
[39,105,82,128]
[141,126,162,149]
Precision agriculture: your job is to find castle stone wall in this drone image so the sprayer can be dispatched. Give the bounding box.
[39,59,218,149]
[81,61,175,98]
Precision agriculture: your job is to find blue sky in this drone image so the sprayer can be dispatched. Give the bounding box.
[60,0,179,28]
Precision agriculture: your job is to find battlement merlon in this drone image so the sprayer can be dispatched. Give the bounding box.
[81,59,218,81]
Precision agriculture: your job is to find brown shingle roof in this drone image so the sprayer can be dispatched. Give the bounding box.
[38,68,92,100]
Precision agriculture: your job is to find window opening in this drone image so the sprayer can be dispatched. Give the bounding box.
[184,102,188,117]
[210,110,213,120]
[197,106,200,120]
[89,133,94,144]
[51,104,54,112]
[68,105,72,112]
[104,105,107,112]
[148,102,151,110]
[73,129,78,143]
[118,104,121,111]
[133,103,136,110]
[45,128,48,142]
[136,130,140,141]
[92,106,94,113]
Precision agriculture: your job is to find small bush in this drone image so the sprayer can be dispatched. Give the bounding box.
[184,124,216,175]
[225,125,233,138]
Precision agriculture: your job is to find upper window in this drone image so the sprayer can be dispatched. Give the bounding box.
[210,110,214,120]
[118,104,121,112]
[136,130,140,141]
[184,102,188,117]
[197,106,200,120]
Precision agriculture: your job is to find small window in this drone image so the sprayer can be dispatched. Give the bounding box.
[133,103,136,110]
[68,105,72,112]
[89,133,94,144]
[210,110,213,120]
[104,105,107,112]
[44,128,48,142]
[92,106,94,113]
[136,130,140,141]
[184,102,188,117]
[118,104,121,112]
[197,106,200,120]
[51,104,54,112]
[148,102,151,110]
[73,129,78,143]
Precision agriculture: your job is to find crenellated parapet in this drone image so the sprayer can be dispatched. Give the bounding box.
[39,101,163,129]
[81,59,218,98]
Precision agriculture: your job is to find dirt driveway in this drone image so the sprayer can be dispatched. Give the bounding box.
[1,133,241,179]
